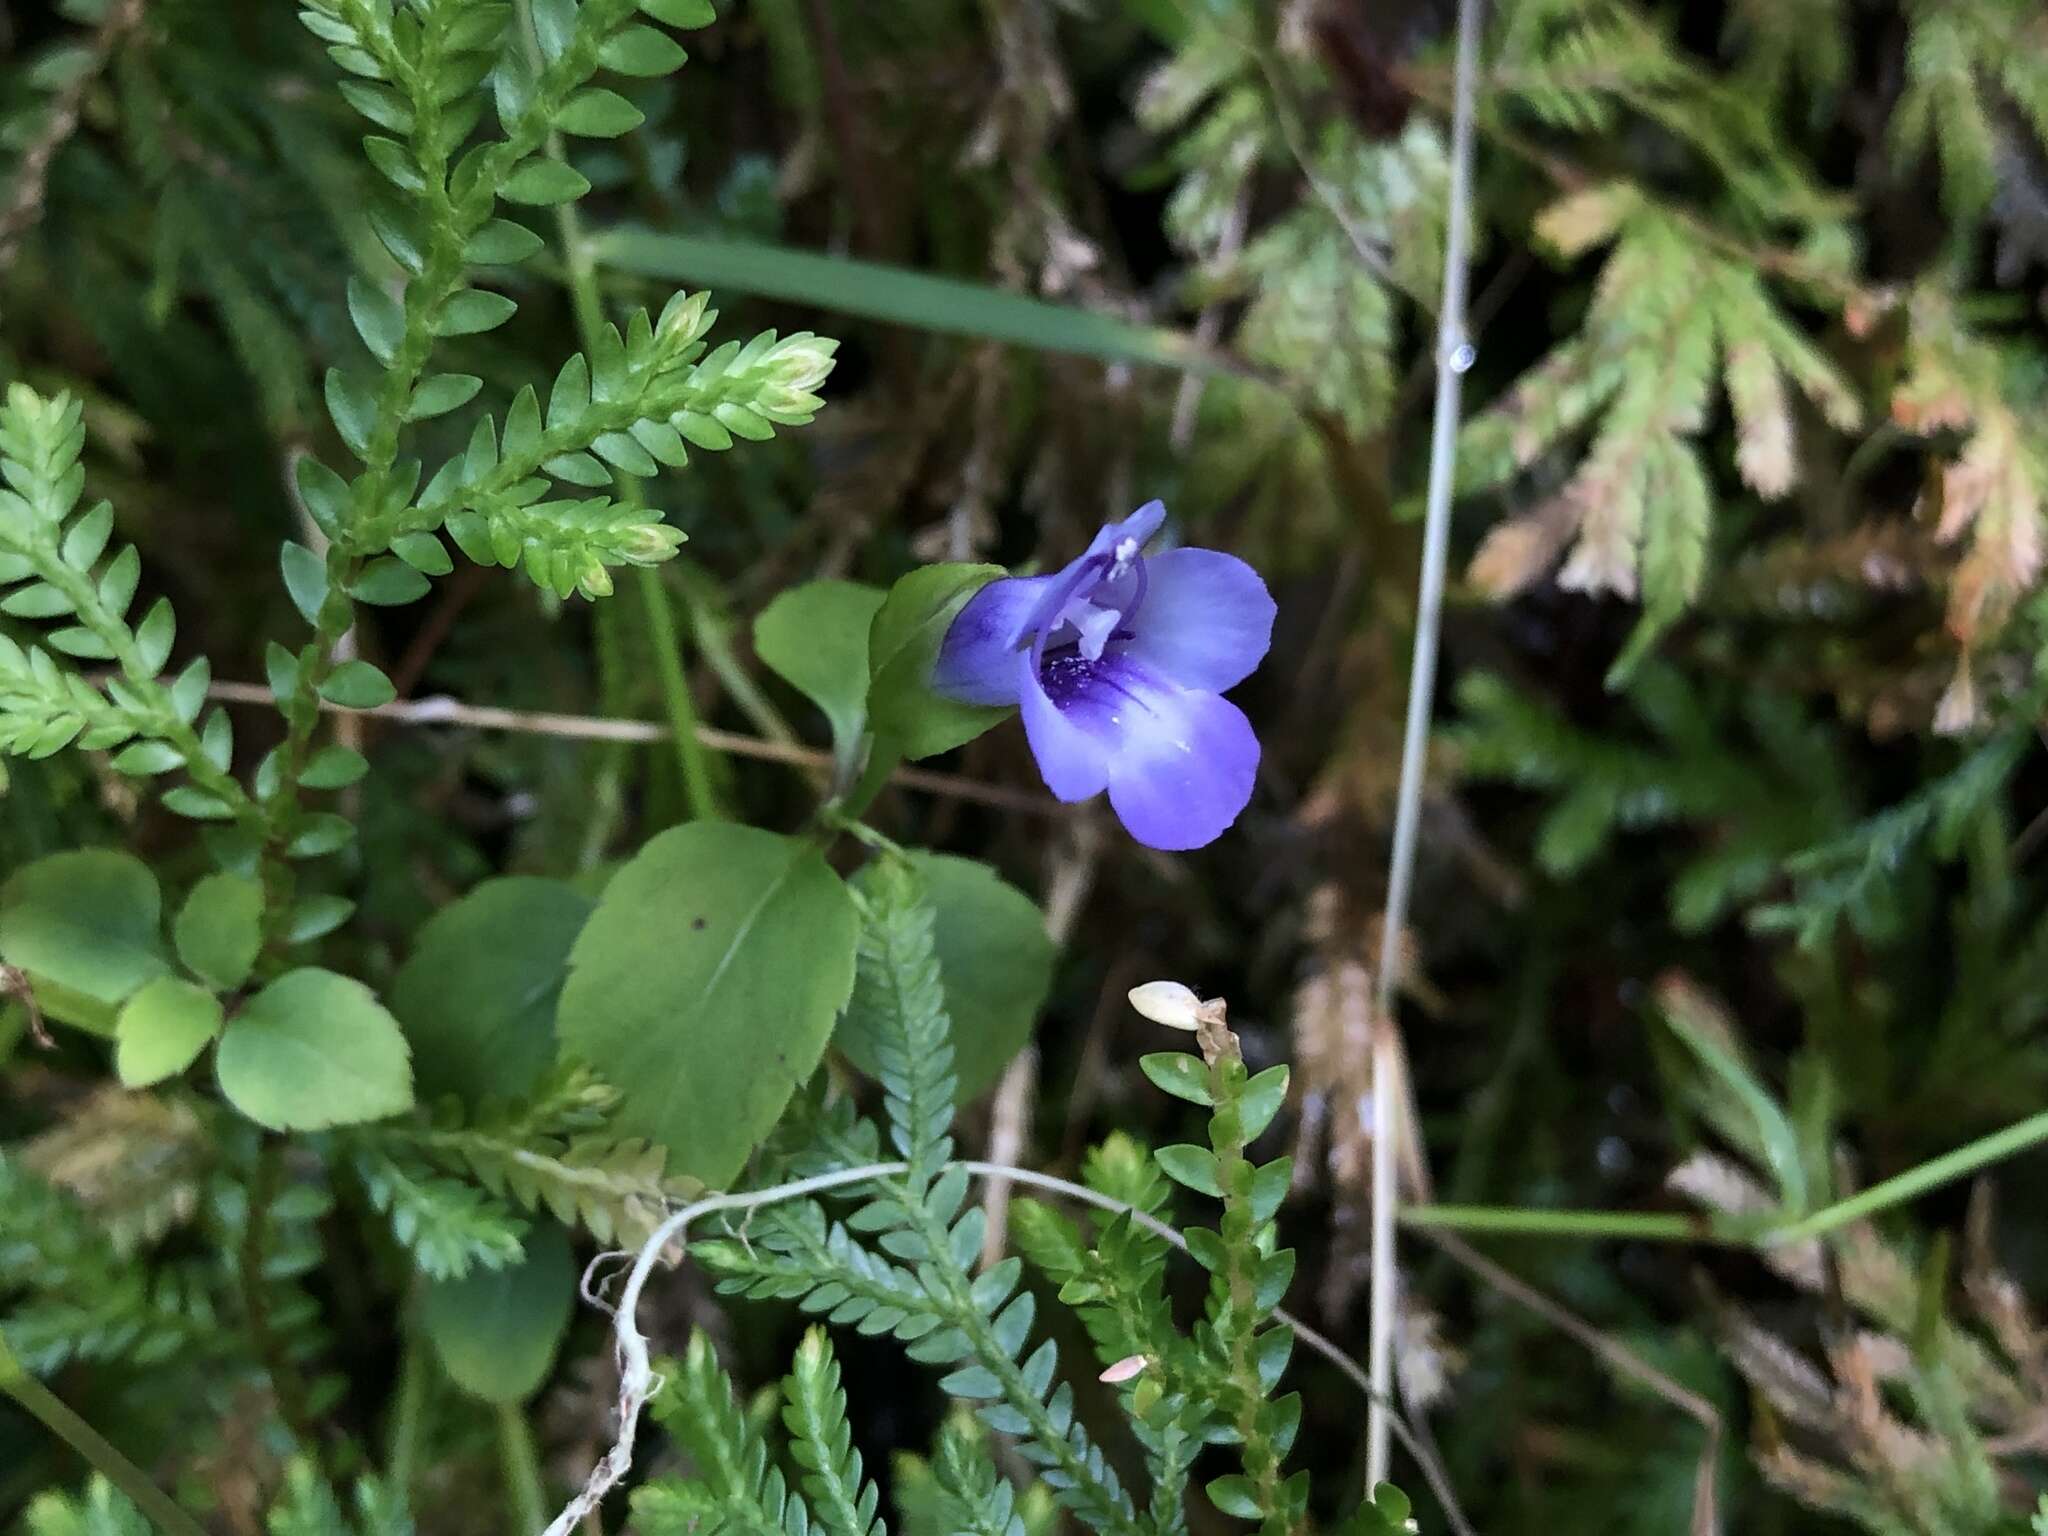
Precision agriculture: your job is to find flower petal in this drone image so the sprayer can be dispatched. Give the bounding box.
[1081,499,1167,563]
[932,574,1055,706]
[1103,670,1259,851]
[1019,649,1114,801]
[1121,548,1276,692]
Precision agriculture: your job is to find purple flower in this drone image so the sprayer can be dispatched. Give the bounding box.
[932,501,1274,850]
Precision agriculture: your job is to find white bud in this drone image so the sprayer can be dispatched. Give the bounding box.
[1098,1354,1148,1384]
[1128,981,1203,1030]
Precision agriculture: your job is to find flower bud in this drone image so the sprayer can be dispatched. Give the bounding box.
[1098,1354,1148,1384]
[1127,981,1203,1030]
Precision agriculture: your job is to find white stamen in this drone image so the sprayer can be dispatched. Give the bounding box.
[1113,536,1139,567]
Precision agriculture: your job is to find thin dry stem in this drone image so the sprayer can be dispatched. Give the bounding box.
[201,681,1059,815]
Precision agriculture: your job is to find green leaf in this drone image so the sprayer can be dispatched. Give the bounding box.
[841,852,1054,1100]
[0,850,167,1009]
[215,967,414,1130]
[1139,1051,1212,1106]
[598,25,687,75]
[435,289,519,337]
[1657,986,1807,1212]
[392,877,595,1107]
[407,373,483,420]
[640,0,716,24]
[556,823,858,1183]
[115,976,224,1087]
[867,564,1008,760]
[347,275,405,363]
[320,660,397,709]
[391,533,454,575]
[465,219,545,265]
[294,457,354,539]
[595,229,1213,370]
[500,159,591,205]
[349,557,432,605]
[132,598,174,674]
[281,542,329,625]
[302,745,370,789]
[752,579,885,759]
[1155,1143,1222,1197]
[421,1221,574,1402]
[558,87,645,137]
[325,368,379,458]
[173,872,263,990]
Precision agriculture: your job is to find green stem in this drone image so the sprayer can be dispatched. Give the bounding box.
[1765,1108,2048,1245]
[1403,1106,2048,1247]
[1399,1205,1721,1242]
[519,0,724,823]
[386,1327,430,1497]
[496,1402,548,1535]
[0,1348,213,1536]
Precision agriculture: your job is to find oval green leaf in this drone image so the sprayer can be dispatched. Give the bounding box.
[422,1221,574,1403]
[173,872,263,991]
[753,579,886,758]
[556,823,858,1183]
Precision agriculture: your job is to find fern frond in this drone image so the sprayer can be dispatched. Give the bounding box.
[783,1327,888,1536]
[636,1332,817,1536]
[350,1143,527,1280]
[842,857,955,1199]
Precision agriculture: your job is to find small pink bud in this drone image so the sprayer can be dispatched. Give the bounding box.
[1098,1354,1148,1384]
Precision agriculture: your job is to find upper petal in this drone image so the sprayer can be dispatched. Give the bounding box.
[1081,499,1168,563]
[1019,648,1115,801]
[932,574,1056,706]
[1120,547,1276,693]
[1101,662,1260,850]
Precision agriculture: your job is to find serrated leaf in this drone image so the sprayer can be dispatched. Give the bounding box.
[215,968,413,1130]
[115,976,223,1087]
[174,872,263,990]
[0,849,167,1010]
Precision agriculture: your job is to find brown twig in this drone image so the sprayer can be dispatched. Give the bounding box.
[201,680,1063,816]
[0,0,149,283]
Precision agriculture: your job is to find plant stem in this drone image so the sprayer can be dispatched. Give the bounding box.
[1366,0,1483,1489]
[239,1142,333,1479]
[386,1327,430,1497]
[1400,1205,1720,1241]
[0,1349,213,1536]
[1402,1106,2048,1246]
[519,0,724,824]
[1765,1108,2048,1244]
[497,1402,549,1535]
